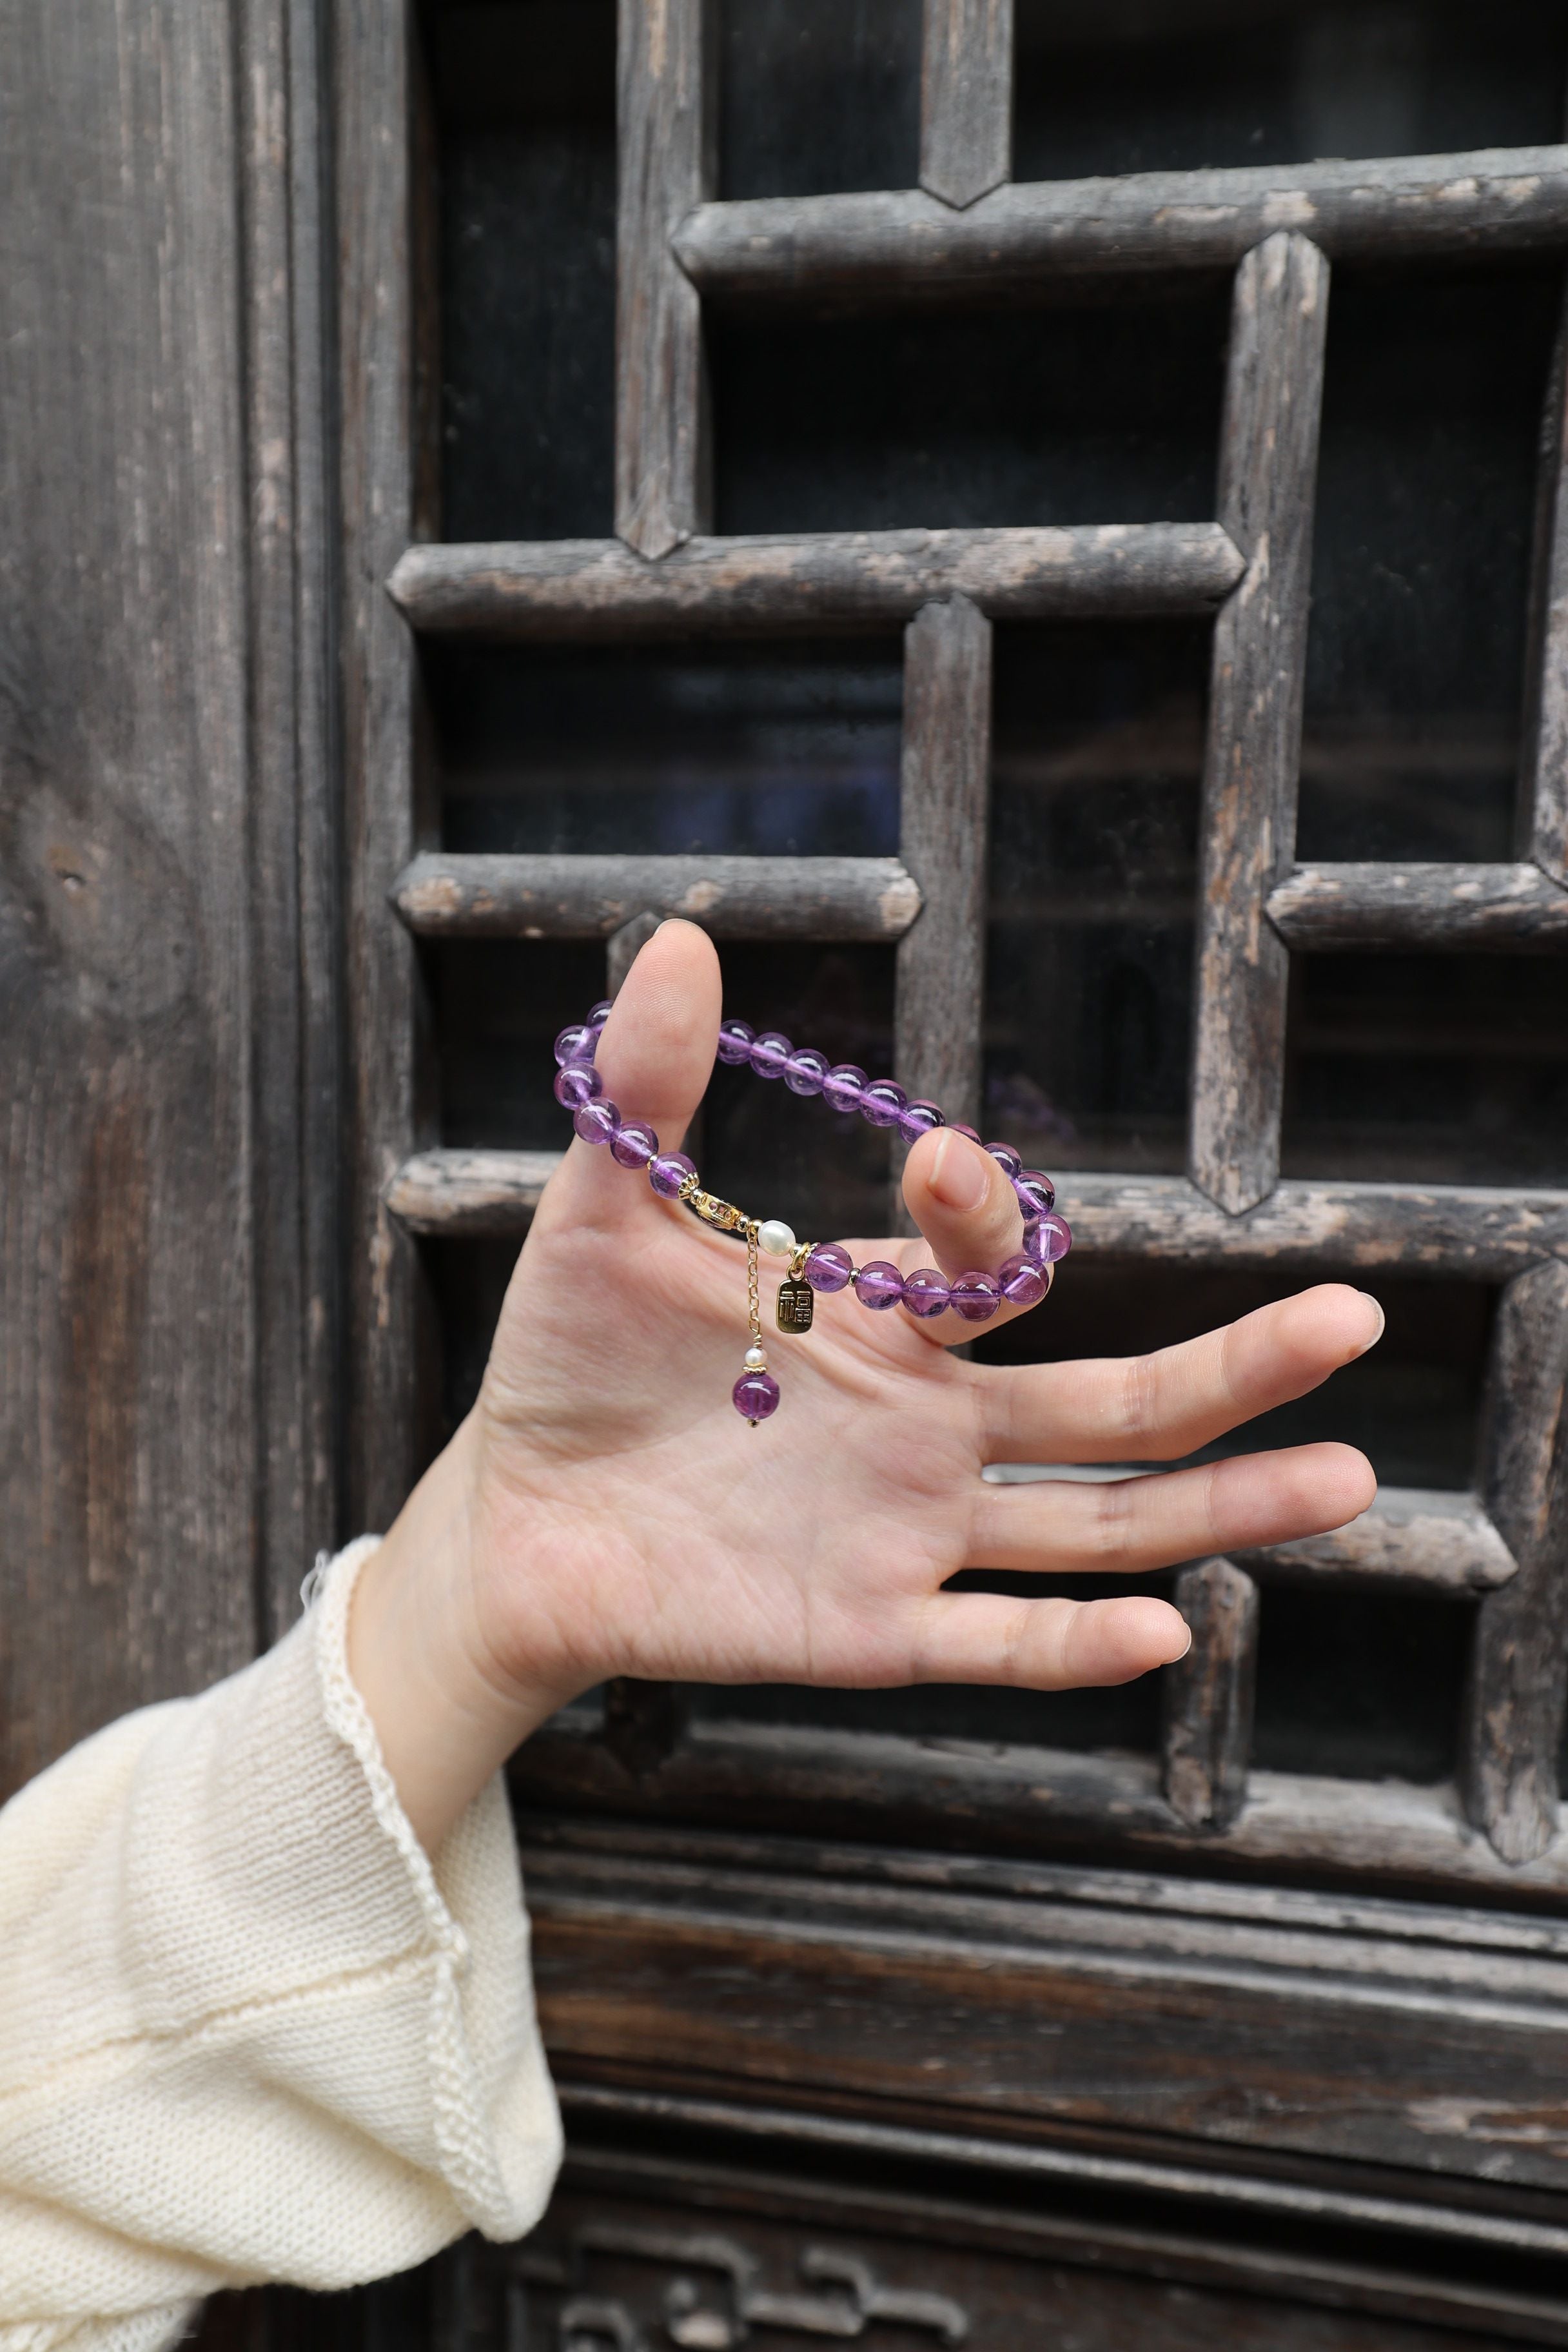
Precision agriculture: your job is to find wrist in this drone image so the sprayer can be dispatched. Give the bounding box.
[345,1416,578,1852]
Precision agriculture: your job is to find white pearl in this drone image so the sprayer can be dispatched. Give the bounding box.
[743,1344,768,1370]
[757,1218,796,1259]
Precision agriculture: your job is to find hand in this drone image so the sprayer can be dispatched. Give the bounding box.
[350,923,1380,1849]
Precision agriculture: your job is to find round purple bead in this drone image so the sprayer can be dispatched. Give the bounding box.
[574,1098,620,1147]
[717,1017,755,1067]
[1025,1210,1072,1264]
[553,1062,602,1109]
[750,1030,792,1080]
[554,1023,596,1067]
[947,1122,981,1145]
[611,1119,659,1170]
[986,1141,1023,1177]
[804,1240,853,1293]
[898,1098,945,1146]
[733,1369,781,1423]
[902,1266,951,1319]
[861,1079,908,1131]
[821,1063,868,1114]
[1014,1168,1057,1219]
[785,1046,829,1097]
[588,1001,614,1029]
[852,1260,905,1310]
[649,1150,698,1199]
[998,1253,1049,1308]
[948,1271,1001,1323]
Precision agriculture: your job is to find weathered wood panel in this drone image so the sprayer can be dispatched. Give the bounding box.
[1191,233,1329,1216]
[337,0,433,1535]
[921,0,1013,211]
[616,0,713,556]
[385,1151,1568,1274]
[1233,1489,1517,1596]
[1162,1558,1258,1829]
[1462,1260,1568,1864]
[1523,277,1568,889]
[388,522,1245,638]
[511,1717,1568,1901]
[1267,863,1568,951]
[674,147,1568,302]
[896,598,992,1160]
[391,852,922,941]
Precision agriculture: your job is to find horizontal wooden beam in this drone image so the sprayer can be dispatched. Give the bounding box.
[674,145,1568,303]
[387,1151,1568,1274]
[1233,1487,1516,1594]
[513,1716,1568,1902]
[390,852,923,942]
[387,524,1244,640]
[1268,861,1568,950]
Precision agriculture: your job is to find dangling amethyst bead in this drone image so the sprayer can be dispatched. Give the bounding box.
[733,1369,781,1423]
[553,1062,602,1110]
[648,1150,697,1199]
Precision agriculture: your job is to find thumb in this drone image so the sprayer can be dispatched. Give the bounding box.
[551,920,723,1220]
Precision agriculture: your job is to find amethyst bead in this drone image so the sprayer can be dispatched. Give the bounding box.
[998,1253,1050,1308]
[553,1062,602,1110]
[853,1260,905,1310]
[733,1369,781,1423]
[750,1030,792,1080]
[898,1098,945,1145]
[1014,1168,1057,1219]
[948,1271,1001,1323]
[554,1023,596,1067]
[804,1240,853,1293]
[902,1266,951,1318]
[948,1122,981,1145]
[821,1063,868,1114]
[649,1150,698,1199]
[1024,1210,1073,1264]
[588,1001,614,1029]
[986,1141,1023,1177]
[861,1079,908,1130]
[717,1017,755,1067]
[785,1046,829,1097]
[611,1119,659,1170]
[573,1098,620,1147]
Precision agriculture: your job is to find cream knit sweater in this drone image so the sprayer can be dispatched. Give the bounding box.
[0,1538,564,2346]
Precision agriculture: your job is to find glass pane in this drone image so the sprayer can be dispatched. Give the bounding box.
[426,640,904,856]
[1300,261,1560,861]
[711,284,1231,534]
[1015,0,1568,184]
[1281,949,1568,1186]
[719,0,920,199]
[428,0,616,541]
[986,621,1208,1175]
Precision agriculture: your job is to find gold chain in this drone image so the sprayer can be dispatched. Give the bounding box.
[745,1222,762,1349]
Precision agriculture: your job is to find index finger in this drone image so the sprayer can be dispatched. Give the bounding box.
[979,1284,1384,1465]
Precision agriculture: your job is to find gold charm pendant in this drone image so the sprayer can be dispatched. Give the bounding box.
[776,1277,815,1333]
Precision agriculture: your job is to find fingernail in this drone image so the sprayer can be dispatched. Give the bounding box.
[1175,1622,1193,1661]
[1353,1292,1386,1354]
[928,1130,990,1213]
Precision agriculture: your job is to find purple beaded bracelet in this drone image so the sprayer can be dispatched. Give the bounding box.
[554,1004,1072,1426]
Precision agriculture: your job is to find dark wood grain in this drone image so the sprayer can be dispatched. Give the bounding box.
[388,522,1246,638]
[1162,1559,1259,1830]
[895,599,992,1143]
[1523,277,1568,888]
[1462,1260,1568,1865]
[390,852,923,940]
[921,0,1013,211]
[674,146,1568,302]
[1268,863,1568,950]
[1191,232,1329,1215]
[616,0,713,556]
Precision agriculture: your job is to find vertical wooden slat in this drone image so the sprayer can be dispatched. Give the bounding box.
[337,0,431,1536]
[1161,1558,1259,1832]
[920,0,1014,211]
[1520,273,1568,888]
[1461,1259,1568,1864]
[0,0,266,1795]
[616,0,714,558]
[1190,231,1329,1217]
[895,596,993,1174]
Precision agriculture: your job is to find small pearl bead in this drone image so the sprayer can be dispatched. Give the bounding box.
[757,1218,796,1259]
[743,1344,768,1370]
